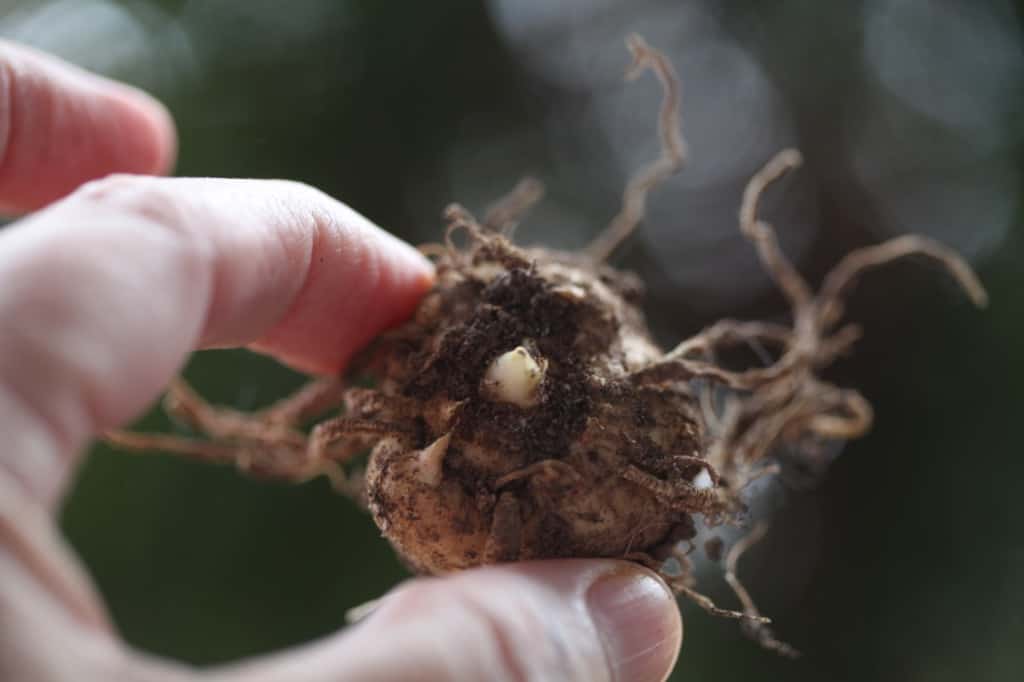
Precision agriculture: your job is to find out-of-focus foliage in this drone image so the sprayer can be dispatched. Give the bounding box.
[2,0,1022,679]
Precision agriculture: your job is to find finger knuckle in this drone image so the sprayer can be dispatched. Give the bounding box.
[70,175,214,276]
[74,175,184,230]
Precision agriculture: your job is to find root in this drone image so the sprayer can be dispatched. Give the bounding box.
[104,430,241,464]
[483,177,545,236]
[638,148,986,482]
[817,234,988,328]
[738,149,812,309]
[629,143,983,656]
[621,465,724,515]
[736,463,781,491]
[722,523,800,658]
[443,203,486,261]
[669,320,793,360]
[441,201,532,272]
[637,523,796,655]
[307,417,413,465]
[161,378,305,448]
[676,584,770,624]
[631,547,773,625]
[254,378,347,425]
[587,34,687,263]
[104,378,399,504]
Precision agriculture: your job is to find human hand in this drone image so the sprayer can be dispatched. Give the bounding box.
[0,41,682,681]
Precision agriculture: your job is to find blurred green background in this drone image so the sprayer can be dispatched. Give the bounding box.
[3,0,1023,679]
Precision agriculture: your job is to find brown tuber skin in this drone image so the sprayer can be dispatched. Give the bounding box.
[362,232,714,575]
[107,35,987,656]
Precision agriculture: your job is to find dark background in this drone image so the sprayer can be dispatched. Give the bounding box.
[2,1,1022,680]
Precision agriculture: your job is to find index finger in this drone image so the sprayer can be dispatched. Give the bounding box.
[0,40,176,213]
[0,175,433,507]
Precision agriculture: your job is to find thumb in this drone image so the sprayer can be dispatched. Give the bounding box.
[211,560,682,682]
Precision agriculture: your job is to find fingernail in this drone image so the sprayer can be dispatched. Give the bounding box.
[586,569,682,682]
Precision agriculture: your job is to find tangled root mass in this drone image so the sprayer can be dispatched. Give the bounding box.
[107,35,986,656]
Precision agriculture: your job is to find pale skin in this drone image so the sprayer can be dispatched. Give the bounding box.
[0,41,682,682]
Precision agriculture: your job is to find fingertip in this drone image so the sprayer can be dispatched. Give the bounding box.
[364,560,682,682]
[248,204,435,375]
[0,175,431,509]
[378,232,437,323]
[0,42,178,212]
[374,225,437,299]
[586,565,683,682]
[114,84,177,176]
[209,559,681,682]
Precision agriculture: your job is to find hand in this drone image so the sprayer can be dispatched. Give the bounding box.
[0,41,682,681]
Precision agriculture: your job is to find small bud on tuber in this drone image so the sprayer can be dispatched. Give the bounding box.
[481,346,546,408]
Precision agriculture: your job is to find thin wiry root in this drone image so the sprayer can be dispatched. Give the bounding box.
[103,378,394,504]
[631,353,771,391]
[738,149,812,308]
[675,584,771,624]
[441,200,531,273]
[737,463,782,490]
[441,177,546,260]
[161,378,305,447]
[624,550,770,624]
[307,417,411,465]
[417,242,449,260]
[104,428,312,481]
[103,430,240,464]
[669,320,793,361]
[443,203,486,259]
[626,141,984,657]
[586,34,686,263]
[699,380,725,433]
[804,388,873,440]
[704,396,741,474]
[818,234,988,328]
[723,523,800,658]
[483,176,545,236]
[621,465,726,515]
[816,323,862,366]
[633,320,798,391]
[254,378,347,425]
[639,147,987,483]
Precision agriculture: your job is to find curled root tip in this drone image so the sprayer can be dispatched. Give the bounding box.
[943,259,988,308]
[587,34,685,263]
[624,33,653,78]
[956,266,988,308]
[818,234,989,325]
[742,149,804,217]
[483,177,546,235]
[776,147,803,169]
[518,176,544,196]
[442,203,467,222]
[911,237,988,308]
